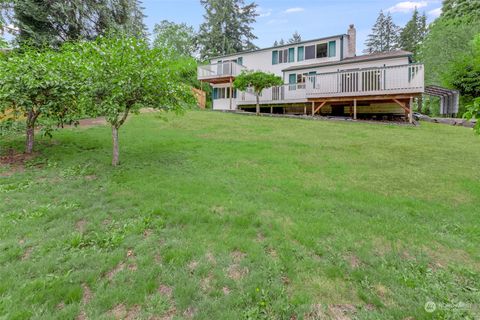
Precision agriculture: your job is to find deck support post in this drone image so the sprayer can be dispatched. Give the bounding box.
[229,77,233,110]
[304,105,307,115]
[311,102,315,116]
[353,99,357,120]
[270,106,273,114]
[409,97,413,124]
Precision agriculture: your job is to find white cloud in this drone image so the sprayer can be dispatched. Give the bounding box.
[428,7,442,18]
[387,1,428,13]
[284,7,304,14]
[257,7,272,18]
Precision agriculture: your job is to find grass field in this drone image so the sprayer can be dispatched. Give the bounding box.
[1,111,479,319]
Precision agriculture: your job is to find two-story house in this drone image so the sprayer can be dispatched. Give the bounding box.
[198,25,424,122]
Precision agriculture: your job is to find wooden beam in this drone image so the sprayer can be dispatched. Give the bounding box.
[308,94,422,103]
[353,99,357,120]
[229,77,233,110]
[409,97,414,124]
[393,99,410,113]
[314,101,327,114]
[304,105,307,115]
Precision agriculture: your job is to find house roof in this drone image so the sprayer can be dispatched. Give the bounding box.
[281,50,413,72]
[209,34,347,61]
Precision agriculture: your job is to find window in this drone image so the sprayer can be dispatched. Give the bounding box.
[316,43,328,58]
[297,46,304,61]
[272,51,278,65]
[305,45,315,60]
[213,87,236,100]
[237,57,243,65]
[288,74,296,84]
[328,41,336,57]
[279,50,283,63]
[283,49,288,63]
[288,48,295,63]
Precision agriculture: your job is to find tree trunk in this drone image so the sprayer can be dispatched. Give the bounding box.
[112,126,120,166]
[25,125,35,154]
[256,95,260,116]
[25,110,39,154]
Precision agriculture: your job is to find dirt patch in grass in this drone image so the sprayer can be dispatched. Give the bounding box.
[188,260,199,273]
[205,251,216,265]
[231,250,246,263]
[182,306,196,319]
[222,286,231,295]
[158,284,173,298]
[200,274,213,292]
[108,304,141,320]
[106,262,125,280]
[304,304,327,319]
[81,284,92,305]
[21,247,33,261]
[227,264,248,281]
[346,254,361,269]
[143,229,153,239]
[0,149,37,175]
[328,304,357,320]
[423,244,479,271]
[76,219,87,233]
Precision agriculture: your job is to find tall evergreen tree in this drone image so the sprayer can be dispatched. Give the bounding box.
[198,0,258,60]
[273,40,278,47]
[278,38,285,46]
[288,31,302,44]
[399,8,428,56]
[8,0,147,47]
[365,11,400,53]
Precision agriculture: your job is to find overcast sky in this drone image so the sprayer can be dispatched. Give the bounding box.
[143,0,443,52]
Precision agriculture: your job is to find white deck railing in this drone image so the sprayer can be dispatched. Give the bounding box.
[306,64,424,97]
[237,83,307,105]
[227,64,425,106]
[198,61,247,80]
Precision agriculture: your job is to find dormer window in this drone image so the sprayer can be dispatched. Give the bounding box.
[316,43,328,58]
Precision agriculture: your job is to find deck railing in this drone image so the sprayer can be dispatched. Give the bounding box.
[230,64,425,105]
[237,83,307,105]
[306,64,424,97]
[198,61,247,80]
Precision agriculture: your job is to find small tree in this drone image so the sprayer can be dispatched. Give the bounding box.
[234,71,283,116]
[464,98,480,134]
[79,35,195,166]
[0,45,81,153]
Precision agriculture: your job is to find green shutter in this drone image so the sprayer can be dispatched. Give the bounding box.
[328,41,336,57]
[297,46,304,61]
[272,51,278,65]
[288,48,295,62]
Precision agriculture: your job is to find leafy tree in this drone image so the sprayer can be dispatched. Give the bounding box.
[444,34,480,99]
[419,17,480,86]
[0,45,82,153]
[198,0,258,59]
[153,20,197,57]
[78,35,195,166]
[288,31,302,44]
[441,0,480,22]
[464,97,480,134]
[365,10,400,53]
[8,0,147,47]
[234,71,283,115]
[399,8,427,57]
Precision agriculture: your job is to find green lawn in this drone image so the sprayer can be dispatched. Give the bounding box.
[1,111,479,319]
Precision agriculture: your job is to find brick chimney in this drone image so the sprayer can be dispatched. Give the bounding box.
[347,24,356,57]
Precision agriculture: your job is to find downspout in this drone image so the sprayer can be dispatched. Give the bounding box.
[340,35,344,61]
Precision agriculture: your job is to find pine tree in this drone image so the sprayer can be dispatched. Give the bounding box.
[198,0,258,60]
[278,38,285,46]
[288,31,302,43]
[10,0,147,47]
[399,8,428,56]
[273,40,278,47]
[365,11,401,53]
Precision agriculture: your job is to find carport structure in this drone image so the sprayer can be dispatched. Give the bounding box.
[424,85,460,116]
